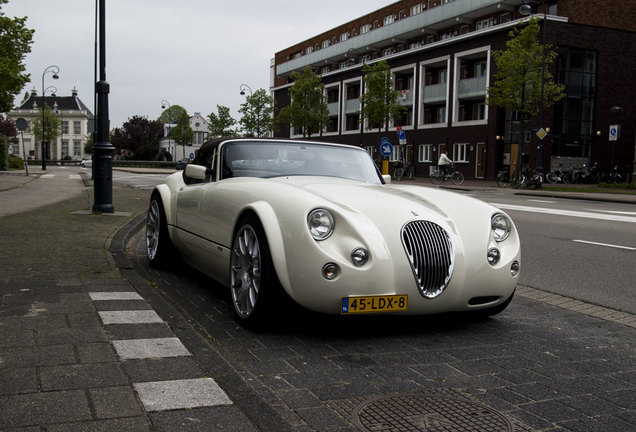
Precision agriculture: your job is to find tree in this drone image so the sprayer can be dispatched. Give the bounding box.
[208,105,237,137]
[0,0,34,113]
[110,115,163,160]
[30,104,60,144]
[0,114,18,141]
[487,18,564,175]
[170,110,193,159]
[239,88,274,137]
[276,67,327,138]
[360,60,405,133]
[157,104,187,125]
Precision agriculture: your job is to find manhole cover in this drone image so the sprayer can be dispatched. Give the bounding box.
[351,393,513,432]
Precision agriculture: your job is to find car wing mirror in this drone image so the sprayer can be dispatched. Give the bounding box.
[185,164,214,181]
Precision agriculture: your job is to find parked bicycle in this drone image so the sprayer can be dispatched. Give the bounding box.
[496,165,542,189]
[430,165,464,185]
[393,161,414,180]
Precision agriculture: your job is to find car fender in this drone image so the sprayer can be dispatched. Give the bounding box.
[153,184,175,226]
[240,201,293,295]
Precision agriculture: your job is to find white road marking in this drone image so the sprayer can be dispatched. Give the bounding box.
[528,199,556,204]
[69,174,82,180]
[89,291,144,301]
[134,378,232,411]
[586,209,636,216]
[98,310,163,324]
[573,240,636,251]
[41,174,55,178]
[490,202,636,224]
[112,337,191,359]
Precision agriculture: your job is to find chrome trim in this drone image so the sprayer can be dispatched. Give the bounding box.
[401,221,455,298]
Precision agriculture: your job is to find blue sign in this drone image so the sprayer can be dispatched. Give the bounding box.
[397,129,406,145]
[380,141,393,157]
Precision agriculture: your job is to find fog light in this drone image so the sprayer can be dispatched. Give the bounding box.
[487,248,500,266]
[511,260,520,276]
[322,263,340,280]
[351,247,369,266]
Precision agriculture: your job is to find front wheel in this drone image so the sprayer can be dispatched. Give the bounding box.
[394,167,404,179]
[146,193,176,267]
[230,215,282,325]
[450,171,464,185]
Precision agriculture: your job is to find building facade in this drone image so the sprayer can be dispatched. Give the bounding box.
[8,88,94,161]
[159,112,210,160]
[271,0,636,180]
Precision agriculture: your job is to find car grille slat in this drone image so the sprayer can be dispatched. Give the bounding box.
[401,221,454,298]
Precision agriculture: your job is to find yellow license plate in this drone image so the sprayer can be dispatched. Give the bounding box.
[341,295,408,314]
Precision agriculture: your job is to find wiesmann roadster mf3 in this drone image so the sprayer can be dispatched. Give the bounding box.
[146,138,520,324]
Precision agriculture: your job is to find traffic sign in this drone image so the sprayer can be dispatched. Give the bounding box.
[189,153,195,159]
[380,138,393,157]
[397,129,406,145]
[609,124,620,141]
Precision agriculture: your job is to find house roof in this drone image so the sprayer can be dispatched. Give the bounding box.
[18,94,94,118]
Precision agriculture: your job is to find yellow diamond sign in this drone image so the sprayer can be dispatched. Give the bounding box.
[536,127,548,140]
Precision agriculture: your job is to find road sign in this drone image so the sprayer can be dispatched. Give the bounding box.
[380,137,393,156]
[189,153,195,159]
[609,124,620,141]
[397,129,406,145]
[536,127,548,140]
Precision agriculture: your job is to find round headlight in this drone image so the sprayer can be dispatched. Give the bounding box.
[351,247,369,266]
[307,208,334,240]
[487,248,501,266]
[491,213,511,242]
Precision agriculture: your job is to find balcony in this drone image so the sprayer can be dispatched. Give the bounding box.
[422,83,447,103]
[345,98,360,114]
[456,76,487,99]
[276,0,524,77]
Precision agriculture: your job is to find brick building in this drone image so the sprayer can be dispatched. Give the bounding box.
[271,0,636,180]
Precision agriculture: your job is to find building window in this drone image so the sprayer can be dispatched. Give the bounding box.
[436,107,446,123]
[453,143,468,162]
[61,121,68,135]
[500,12,510,23]
[426,35,435,44]
[61,140,69,157]
[340,32,348,42]
[384,14,395,26]
[411,3,423,15]
[389,145,403,162]
[360,23,371,34]
[12,143,19,154]
[73,121,81,135]
[322,39,330,49]
[473,103,486,120]
[74,140,81,156]
[476,18,494,30]
[383,47,395,57]
[418,144,432,162]
[460,25,470,35]
[306,46,313,55]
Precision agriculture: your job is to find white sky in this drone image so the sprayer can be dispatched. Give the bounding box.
[4,0,391,129]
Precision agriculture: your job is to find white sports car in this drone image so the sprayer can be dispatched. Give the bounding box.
[146,138,520,324]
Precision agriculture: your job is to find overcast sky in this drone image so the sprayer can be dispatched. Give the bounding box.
[4,0,391,129]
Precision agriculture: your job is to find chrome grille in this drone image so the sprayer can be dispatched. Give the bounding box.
[401,221,454,298]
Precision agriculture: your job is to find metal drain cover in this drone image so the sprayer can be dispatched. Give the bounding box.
[334,392,518,432]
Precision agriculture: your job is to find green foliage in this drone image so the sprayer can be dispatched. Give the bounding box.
[157,104,187,124]
[8,155,23,169]
[0,0,34,113]
[276,67,328,138]
[360,60,405,132]
[0,134,7,169]
[239,88,274,137]
[207,105,237,137]
[29,104,59,143]
[171,110,193,159]
[84,133,93,154]
[487,18,564,117]
[110,115,164,160]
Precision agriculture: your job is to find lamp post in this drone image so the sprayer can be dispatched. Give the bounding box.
[239,84,253,136]
[161,100,172,157]
[41,65,60,171]
[519,0,548,175]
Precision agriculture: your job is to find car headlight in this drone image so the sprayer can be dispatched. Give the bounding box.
[491,213,511,242]
[307,208,334,240]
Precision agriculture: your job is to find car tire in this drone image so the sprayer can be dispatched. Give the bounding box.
[146,192,176,267]
[230,215,282,325]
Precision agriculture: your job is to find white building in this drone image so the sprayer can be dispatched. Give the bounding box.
[8,88,93,161]
[159,112,209,161]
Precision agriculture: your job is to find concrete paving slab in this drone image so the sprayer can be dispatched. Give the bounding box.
[112,337,191,359]
[98,309,163,325]
[89,292,144,301]
[134,378,232,412]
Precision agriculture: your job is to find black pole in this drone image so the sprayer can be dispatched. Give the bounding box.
[92,0,114,213]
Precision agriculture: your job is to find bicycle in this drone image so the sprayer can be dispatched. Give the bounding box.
[394,161,414,180]
[430,166,464,185]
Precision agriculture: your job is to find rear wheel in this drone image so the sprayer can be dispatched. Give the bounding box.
[230,215,282,325]
[394,167,404,179]
[146,193,176,267]
[430,170,443,185]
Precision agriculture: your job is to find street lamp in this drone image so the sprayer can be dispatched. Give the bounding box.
[161,99,172,157]
[519,0,548,174]
[41,65,60,170]
[239,84,253,136]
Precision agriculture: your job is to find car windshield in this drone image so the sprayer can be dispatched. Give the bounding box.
[221,141,382,184]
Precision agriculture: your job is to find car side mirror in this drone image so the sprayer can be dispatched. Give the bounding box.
[185,164,214,181]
